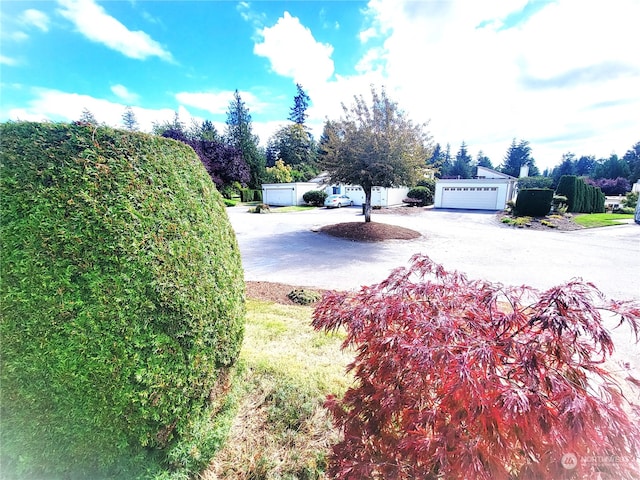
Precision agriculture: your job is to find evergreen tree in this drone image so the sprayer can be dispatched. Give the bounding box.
[622,141,640,185]
[575,155,596,176]
[78,108,98,125]
[500,139,539,177]
[288,83,310,125]
[476,150,493,169]
[225,90,266,189]
[593,154,630,180]
[450,142,472,178]
[552,152,576,187]
[121,106,139,131]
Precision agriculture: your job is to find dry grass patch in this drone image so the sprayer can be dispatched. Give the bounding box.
[203,299,352,479]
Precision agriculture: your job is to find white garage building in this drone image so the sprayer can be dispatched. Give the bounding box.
[434,166,518,210]
[261,182,319,206]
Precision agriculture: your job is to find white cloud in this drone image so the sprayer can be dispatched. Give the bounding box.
[0,55,19,66]
[254,11,335,88]
[56,0,173,61]
[342,0,640,170]
[110,84,139,104]
[21,9,50,32]
[6,88,179,132]
[176,90,269,116]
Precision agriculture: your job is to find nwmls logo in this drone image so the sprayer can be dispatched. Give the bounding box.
[561,452,637,469]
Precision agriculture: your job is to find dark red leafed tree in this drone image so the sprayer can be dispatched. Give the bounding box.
[312,255,640,480]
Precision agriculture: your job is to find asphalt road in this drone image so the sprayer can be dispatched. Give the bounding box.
[227,205,640,373]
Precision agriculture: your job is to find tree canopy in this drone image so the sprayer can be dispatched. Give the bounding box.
[319,86,431,222]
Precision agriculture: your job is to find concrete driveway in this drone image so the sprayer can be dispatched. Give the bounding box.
[227,205,640,372]
[228,205,639,301]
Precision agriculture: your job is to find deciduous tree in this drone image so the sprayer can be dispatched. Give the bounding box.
[319,87,431,222]
[313,255,640,480]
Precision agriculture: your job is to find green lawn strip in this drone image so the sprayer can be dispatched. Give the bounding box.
[205,299,351,479]
[574,213,633,228]
[271,205,317,213]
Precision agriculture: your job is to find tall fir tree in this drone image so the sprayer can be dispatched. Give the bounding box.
[500,139,539,177]
[78,108,98,125]
[450,142,472,178]
[225,90,265,189]
[121,106,139,131]
[288,83,310,125]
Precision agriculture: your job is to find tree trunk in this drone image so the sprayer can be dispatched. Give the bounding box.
[364,187,372,223]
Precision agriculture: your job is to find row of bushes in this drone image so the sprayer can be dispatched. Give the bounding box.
[515,175,607,216]
[556,175,605,213]
[240,188,263,203]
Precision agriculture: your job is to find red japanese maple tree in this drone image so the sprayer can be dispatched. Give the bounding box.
[312,255,640,479]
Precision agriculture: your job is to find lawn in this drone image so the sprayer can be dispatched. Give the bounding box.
[574,212,633,228]
[271,205,317,213]
[204,299,351,479]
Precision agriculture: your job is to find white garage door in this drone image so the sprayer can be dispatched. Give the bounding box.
[441,186,499,210]
[264,187,294,206]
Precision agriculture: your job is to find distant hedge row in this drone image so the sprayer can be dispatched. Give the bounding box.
[0,122,245,479]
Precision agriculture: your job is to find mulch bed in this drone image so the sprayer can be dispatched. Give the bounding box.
[319,221,421,241]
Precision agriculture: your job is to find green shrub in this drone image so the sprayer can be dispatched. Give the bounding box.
[249,203,271,213]
[556,175,578,212]
[253,189,263,202]
[224,199,238,207]
[622,191,638,209]
[0,122,245,479]
[406,186,433,206]
[515,188,554,216]
[302,190,328,206]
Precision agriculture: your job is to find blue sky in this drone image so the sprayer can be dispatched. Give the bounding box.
[1,0,639,172]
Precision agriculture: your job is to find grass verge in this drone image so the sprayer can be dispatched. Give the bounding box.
[574,213,633,228]
[203,299,351,479]
[272,206,317,213]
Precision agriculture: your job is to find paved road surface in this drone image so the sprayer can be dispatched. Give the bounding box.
[228,205,640,372]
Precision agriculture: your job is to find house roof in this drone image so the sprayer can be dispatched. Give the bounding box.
[475,166,516,179]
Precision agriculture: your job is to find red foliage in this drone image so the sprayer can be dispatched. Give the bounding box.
[312,255,640,479]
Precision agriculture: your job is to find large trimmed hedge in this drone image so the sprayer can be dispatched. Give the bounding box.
[515,188,554,216]
[0,122,245,478]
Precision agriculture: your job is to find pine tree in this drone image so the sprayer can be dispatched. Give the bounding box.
[500,139,539,177]
[288,83,310,125]
[121,106,139,131]
[450,141,472,178]
[78,108,98,125]
[225,90,265,189]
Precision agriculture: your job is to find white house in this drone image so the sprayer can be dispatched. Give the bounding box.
[327,184,410,207]
[261,182,319,206]
[434,166,519,210]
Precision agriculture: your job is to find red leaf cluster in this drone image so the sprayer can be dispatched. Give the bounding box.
[312,255,640,479]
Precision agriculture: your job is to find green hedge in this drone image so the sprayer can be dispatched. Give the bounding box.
[0,122,245,479]
[515,188,554,216]
[556,175,605,213]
